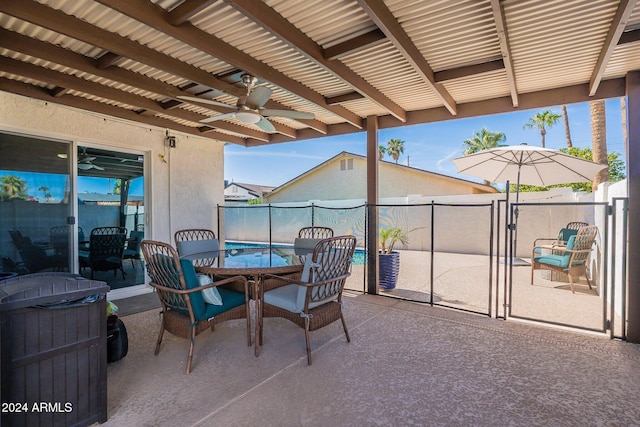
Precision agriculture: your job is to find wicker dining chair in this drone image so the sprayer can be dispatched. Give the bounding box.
[297,226,334,239]
[531,225,598,293]
[141,240,251,374]
[79,226,127,279]
[258,235,356,365]
[174,228,219,267]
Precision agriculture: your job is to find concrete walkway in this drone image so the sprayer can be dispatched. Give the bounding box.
[106,293,640,426]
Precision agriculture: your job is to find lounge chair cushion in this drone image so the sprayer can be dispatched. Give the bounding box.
[180,258,245,320]
[264,284,338,313]
[300,254,318,282]
[265,253,337,313]
[202,288,246,319]
[534,236,584,268]
[180,259,208,320]
[294,238,322,252]
[558,227,579,243]
[177,239,220,258]
[197,273,223,305]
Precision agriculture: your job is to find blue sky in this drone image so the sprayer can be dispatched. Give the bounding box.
[225,98,625,187]
[0,173,144,203]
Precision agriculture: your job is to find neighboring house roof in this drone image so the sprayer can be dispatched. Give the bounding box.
[224,182,275,201]
[266,151,498,202]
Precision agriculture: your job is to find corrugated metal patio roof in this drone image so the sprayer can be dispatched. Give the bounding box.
[0,0,638,146]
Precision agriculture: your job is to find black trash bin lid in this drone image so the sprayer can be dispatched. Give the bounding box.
[0,272,109,311]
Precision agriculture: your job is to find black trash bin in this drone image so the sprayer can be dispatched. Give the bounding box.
[0,273,110,427]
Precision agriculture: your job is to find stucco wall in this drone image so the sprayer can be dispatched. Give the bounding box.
[266,154,493,203]
[0,91,225,247]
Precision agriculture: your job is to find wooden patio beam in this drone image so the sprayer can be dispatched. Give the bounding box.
[324,29,387,60]
[226,0,406,122]
[588,0,637,96]
[167,0,216,26]
[357,0,457,115]
[0,28,271,141]
[0,56,253,144]
[490,0,519,107]
[0,77,246,145]
[97,0,363,129]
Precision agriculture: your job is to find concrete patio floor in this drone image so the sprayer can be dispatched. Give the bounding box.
[105,292,640,426]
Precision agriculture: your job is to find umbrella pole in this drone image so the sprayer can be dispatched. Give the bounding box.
[510,163,529,265]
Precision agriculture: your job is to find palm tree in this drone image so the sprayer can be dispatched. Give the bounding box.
[378,144,386,161]
[38,185,52,201]
[0,175,28,200]
[386,138,405,164]
[462,128,506,185]
[561,105,573,148]
[590,100,609,191]
[523,110,561,147]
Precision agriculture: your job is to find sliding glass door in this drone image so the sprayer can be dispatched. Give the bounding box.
[1,132,74,276]
[77,146,145,290]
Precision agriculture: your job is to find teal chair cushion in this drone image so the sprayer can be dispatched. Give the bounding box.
[180,259,207,320]
[202,288,246,319]
[534,254,570,267]
[180,259,245,321]
[534,236,585,268]
[558,227,579,242]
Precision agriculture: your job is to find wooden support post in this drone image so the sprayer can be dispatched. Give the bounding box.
[366,115,379,295]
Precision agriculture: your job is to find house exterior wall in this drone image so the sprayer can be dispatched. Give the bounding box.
[0,91,225,248]
[224,183,253,199]
[265,154,493,203]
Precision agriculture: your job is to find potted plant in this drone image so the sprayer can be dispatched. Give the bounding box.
[378,227,409,290]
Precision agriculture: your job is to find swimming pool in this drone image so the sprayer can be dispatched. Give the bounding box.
[225,241,367,265]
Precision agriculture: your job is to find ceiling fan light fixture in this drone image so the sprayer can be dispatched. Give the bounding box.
[77,163,92,170]
[236,110,261,124]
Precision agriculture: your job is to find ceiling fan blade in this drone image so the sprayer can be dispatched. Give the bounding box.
[200,112,237,123]
[92,164,105,171]
[254,117,276,132]
[260,109,315,120]
[178,96,235,109]
[80,156,96,162]
[246,86,272,109]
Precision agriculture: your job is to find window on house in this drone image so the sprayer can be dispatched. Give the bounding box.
[340,159,353,171]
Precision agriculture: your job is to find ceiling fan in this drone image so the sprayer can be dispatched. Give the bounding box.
[78,148,104,171]
[178,74,314,132]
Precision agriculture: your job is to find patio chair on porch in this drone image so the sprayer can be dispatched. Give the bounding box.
[174,229,219,267]
[533,221,590,251]
[294,227,335,261]
[531,225,598,293]
[258,235,356,365]
[298,226,334,239]
[141,240,251,374]
[123,230,144,268]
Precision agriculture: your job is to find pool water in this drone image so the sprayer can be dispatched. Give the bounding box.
[225,241,367,265]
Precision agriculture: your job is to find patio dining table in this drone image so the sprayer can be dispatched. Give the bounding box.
[181,245,308,355]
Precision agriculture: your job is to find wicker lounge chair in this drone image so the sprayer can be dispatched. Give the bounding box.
[531,225,598,293]
[258,235,356,365]
[532,221,590,256]
[141,240,251,374]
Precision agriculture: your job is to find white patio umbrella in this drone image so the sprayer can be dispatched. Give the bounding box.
[452,144,607,263]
